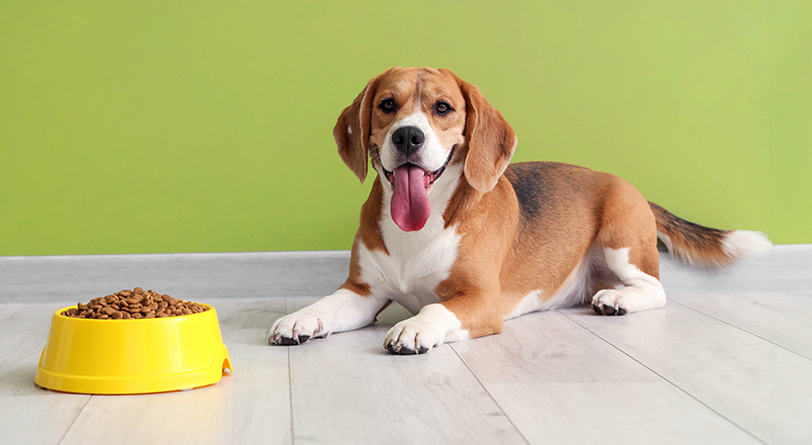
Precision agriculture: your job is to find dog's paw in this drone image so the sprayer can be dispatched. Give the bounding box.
[591,289,628,316]
[383,304,467,354]
[383,317,445,355]
[268,312,327,346]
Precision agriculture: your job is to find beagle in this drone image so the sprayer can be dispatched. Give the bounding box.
[269,67,771,354]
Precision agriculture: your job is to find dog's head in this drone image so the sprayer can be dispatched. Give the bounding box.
[334,67,517,232]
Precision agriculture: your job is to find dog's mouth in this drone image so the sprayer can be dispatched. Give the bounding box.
[381,147,455,191]
[381,147,455,232]
[382,162,446,192]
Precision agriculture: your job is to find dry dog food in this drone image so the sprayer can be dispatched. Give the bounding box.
[61,287,208,319]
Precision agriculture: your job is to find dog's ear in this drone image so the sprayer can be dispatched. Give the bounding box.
[453,74,517,193]
[333,70,390,183]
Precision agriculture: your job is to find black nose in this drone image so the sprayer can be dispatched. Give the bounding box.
[391,126,425,156]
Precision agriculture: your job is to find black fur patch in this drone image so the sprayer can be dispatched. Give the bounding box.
[505,163,553,222]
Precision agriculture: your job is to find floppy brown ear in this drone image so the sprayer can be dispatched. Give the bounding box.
[333,70,391,183]
[458,79,517,193]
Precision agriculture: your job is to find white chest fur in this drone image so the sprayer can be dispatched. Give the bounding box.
[357,165,463,314]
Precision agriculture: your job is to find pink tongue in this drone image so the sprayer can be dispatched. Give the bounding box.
[390,165,431,231]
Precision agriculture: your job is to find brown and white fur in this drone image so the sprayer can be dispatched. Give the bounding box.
[269,67,771,354]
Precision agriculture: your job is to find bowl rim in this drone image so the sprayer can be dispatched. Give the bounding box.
[53,302,216,321]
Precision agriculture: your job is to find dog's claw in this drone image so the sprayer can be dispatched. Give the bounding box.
[386,343,428,355]
[592,303,627,316]
[272,334,311,346]
[273,336,297,346]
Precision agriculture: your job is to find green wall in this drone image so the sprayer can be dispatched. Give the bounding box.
[2,1,810,256]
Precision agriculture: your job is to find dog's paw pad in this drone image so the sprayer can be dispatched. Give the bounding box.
[592,290,628,316]
[385,342,427,355]
[386,343,430,355]
[272,334,311,346]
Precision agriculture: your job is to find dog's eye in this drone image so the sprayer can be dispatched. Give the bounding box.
[379,98,396,113]
[434,101,453,116]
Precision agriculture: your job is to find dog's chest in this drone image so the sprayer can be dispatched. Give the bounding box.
[358,220,461,314]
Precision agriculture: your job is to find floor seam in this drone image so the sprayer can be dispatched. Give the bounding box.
[56,395,92,445]
[669,298,812,362]
[449,344,531,445]
[285,298,296,445]
[557,310,767,445]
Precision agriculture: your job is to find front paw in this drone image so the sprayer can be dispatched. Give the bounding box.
[268,312,326,346]
[384,318,443,355]
[591,289,628,316]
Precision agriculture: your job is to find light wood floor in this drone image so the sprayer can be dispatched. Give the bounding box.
[1,245,810,444]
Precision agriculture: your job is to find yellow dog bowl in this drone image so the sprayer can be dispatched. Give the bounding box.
[35,303,232,394]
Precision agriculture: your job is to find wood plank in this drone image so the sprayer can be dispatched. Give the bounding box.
[0,301,77,395]
[286,302,527,445]
[659,244,812,297]
[670,293,812,360]
[1,245,804,304]
[452,310,758,444]
[60,297,292,445]
[0,302,90,444]
[0,394,89,444]
[0,303,25,323]
[564,302,812,444]
[0,251,350,303]
[658,240,812,360]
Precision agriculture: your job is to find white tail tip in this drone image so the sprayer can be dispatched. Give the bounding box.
[722,230,772,260]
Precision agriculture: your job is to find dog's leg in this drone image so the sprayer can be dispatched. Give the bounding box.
[590,180,666,316]
[591,246,666,315]
[269,289,389,345]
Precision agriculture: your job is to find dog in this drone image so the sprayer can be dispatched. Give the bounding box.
[269,67,771,354]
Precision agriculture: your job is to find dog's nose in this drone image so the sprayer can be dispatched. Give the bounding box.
[391,126,425,156]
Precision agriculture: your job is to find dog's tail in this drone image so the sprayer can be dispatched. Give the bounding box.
[648,202,771,267]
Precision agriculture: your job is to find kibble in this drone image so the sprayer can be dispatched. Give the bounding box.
[61,287,208,319]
